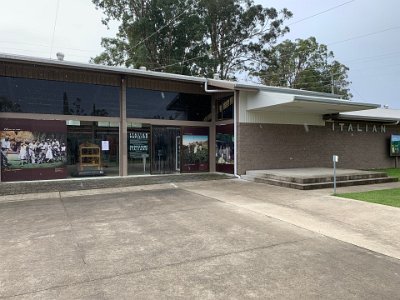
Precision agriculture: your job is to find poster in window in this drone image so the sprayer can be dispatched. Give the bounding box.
[128,131,149,159]
[182,135,209,172]
[0,118,67,181]
[216,133,234,165]
[390,135,400,156]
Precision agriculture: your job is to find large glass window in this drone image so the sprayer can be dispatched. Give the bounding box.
[0,76,120,116]
[127,88,211,121]
[66,121,119,177]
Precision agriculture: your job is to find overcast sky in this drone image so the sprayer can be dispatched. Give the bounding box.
[0,0,399,108]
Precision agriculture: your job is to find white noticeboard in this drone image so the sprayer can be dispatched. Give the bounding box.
[101,141,109,151]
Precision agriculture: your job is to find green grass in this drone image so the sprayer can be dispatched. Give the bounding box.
[337,168,400,207]
[374,168,400,180]
[336,168,400,208]
[338,188,400,208]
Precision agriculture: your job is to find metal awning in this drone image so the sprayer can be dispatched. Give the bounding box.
[334,108,400,123]
[246,93,380,115]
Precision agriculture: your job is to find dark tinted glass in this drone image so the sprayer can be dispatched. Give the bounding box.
[127,88,211,121]
[217,96,233,120]
[0,76,120,116]
[151,126,181,174]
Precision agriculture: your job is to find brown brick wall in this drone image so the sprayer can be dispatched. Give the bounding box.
[237,122,399,174]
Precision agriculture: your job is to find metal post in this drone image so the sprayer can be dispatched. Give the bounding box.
[333,155,338,195]
[333,159,336,194]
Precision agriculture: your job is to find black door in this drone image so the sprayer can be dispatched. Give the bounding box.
[151,126,180,174]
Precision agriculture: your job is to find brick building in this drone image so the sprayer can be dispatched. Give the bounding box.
[0,53,398,182]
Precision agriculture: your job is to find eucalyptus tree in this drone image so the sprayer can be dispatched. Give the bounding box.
[254,37,352,98]
[92,0,205,74]
[92,0,292,79]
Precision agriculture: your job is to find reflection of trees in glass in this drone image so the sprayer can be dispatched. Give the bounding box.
[91,104,109,116]
[152,114,176,120]
[63,92,109,116]
[0,96,22,112]
[69,97,87,115]
[63,92,71,115]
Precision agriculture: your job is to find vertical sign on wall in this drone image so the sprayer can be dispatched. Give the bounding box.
[128,131,149,159]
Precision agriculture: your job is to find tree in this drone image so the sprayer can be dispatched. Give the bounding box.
[92,0,207,74]
[91,0,292,79]
[195,0,292,79]
[0,97,22,112]
[254,37,352,99]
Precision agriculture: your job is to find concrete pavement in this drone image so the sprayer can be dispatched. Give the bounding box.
[178,179,400,260]
[1,179,400,299]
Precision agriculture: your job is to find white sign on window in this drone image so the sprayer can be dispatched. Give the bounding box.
[101,141,109,151]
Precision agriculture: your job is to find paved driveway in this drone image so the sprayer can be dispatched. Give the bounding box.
[1,180,400,299]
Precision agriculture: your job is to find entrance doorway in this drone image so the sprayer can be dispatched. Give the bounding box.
[151,126,181,174]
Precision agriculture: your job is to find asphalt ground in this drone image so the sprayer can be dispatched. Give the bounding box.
[1,179,400,299]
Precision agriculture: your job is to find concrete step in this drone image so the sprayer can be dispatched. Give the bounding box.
[253,176,398,190]
[246,171,389,184]
[266,172,389,184]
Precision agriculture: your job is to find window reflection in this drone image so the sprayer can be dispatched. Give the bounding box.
[0,96,22,112]
[0,76,119,116]
[217,96,234,120]
[127,88,211,121]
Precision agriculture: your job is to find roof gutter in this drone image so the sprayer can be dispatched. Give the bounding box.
[204,78,234,93]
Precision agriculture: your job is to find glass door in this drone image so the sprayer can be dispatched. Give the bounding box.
[151,126,181,174]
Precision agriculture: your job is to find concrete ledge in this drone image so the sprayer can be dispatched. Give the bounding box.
[0,192,61,204]
[0,173,234,197]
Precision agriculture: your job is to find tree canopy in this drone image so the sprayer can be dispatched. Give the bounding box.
[92,0,292,79]
[92,1,352,97]
[254,37,352,99]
